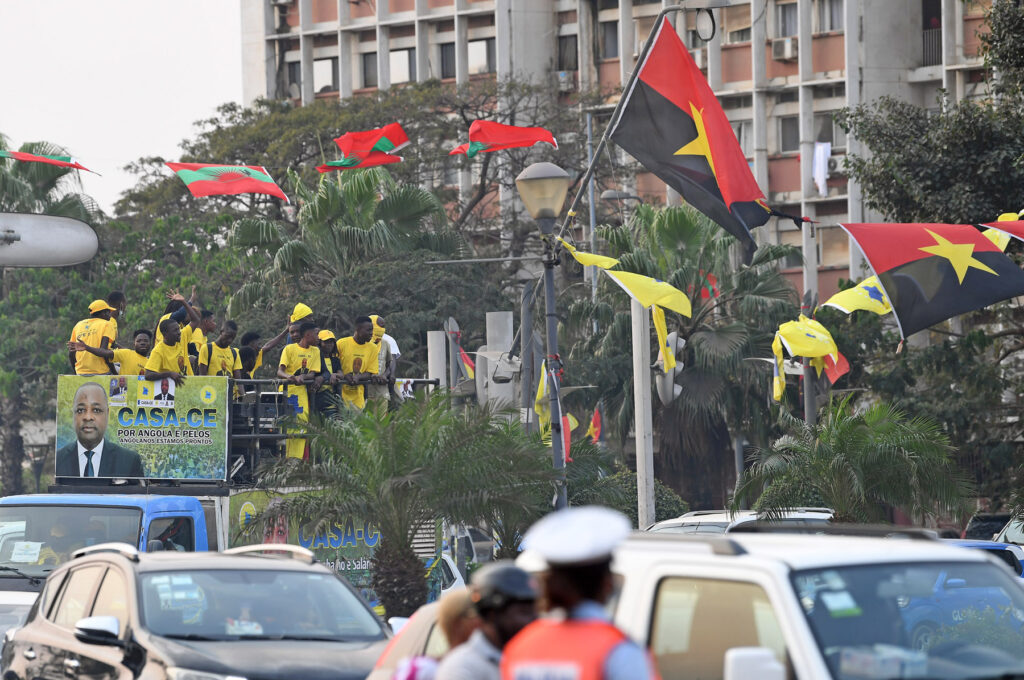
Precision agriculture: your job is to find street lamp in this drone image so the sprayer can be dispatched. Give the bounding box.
[599,189,643,203]
[515,162,570,510]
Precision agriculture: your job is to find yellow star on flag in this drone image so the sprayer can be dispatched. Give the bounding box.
[918,229,997,284]
[674,103,715,177]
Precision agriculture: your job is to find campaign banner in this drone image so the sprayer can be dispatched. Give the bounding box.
[55,374,228,480]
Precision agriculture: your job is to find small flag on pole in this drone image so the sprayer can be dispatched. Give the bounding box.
[459,347,476,380]
[586,407,602,444]
[166,163,288,202]
[449,120,557,158]
[0,150,94,173]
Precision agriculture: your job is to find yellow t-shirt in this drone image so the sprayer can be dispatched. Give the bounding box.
[155,314,193,346]
[336,337,380,408]
[112,348,148,376]
[70,317,116,375]
[189,327,206,352]
[108,317,119,346]
[198,342,242,377]
[145,341,195,376]
[279,343,321,400]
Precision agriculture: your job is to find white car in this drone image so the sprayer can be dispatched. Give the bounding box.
[646,507,833,534]
[611,530,1024,679]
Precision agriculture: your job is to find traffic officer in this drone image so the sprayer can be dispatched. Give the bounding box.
[436,561,538,680]
[501,506,657,680]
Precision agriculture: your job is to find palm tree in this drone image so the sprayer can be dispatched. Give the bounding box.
[733,396,973,523]
[254,390,555,617]
[227,167,459,325]
[563,204,799,506]
[0,135,101,495]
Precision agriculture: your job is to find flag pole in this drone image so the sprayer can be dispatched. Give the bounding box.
[559,4,692,236]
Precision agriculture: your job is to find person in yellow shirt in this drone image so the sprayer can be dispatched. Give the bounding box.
[336,317,384,410]
[144,319,194,385]
[69,329,152,376]
[239,325,289,379]
[315,330,342,417]
[277,322,325,459]
[153,289,201,346]
[188,309,217,356]
[68,300,118,375]
[106,291,127,347]
[198,321,243,378]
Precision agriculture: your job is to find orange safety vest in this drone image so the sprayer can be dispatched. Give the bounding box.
[501,618,627,680]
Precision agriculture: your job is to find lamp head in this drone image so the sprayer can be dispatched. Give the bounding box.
[515,162,570,220]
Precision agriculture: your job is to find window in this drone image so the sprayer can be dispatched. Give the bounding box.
[817,0,844,32]
[777,89,799,103]
[313,58,338,93]
[149,517,195,552]
[777,2,798,37]
[779,116,800,153]
[361,52,378,88]
[557,35,578,71]
[467,38,495,74]
[600,21,619,59]
[814,112,846,148]
[731,120,753,156]
[390,48,416,84]
[286,61,301,97]
[649,577,788,680]
[53,566,104,629]
[439,42,456,79]
[91,568,129,633]
[727,28,752,43]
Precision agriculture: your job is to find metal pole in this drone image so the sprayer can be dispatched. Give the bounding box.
[631,300,656,528]
[560,4,690,235]
[521,284,536,434]
[801,218,818,426]
[539,217,568,510]
[586,112,599,331]
[427,331,447,391]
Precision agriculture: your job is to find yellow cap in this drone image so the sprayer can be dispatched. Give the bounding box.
[290,303,313,323]
[88,299,115,313]
[369,314,385,340]
[318,330,336,341]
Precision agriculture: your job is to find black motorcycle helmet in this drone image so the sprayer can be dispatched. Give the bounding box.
[470,560,538,614]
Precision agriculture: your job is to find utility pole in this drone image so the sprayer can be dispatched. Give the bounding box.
[631,300,656,529]
[520,284,536,433]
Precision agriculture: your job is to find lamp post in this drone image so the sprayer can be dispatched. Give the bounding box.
[516,162,571,511]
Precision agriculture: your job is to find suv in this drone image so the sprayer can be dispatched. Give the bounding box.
[2,543,390,680]
[961,512,1011,540]
[611,530,1024,679]
[646,507,833,534]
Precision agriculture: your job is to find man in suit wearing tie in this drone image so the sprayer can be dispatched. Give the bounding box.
[56,382,145,478]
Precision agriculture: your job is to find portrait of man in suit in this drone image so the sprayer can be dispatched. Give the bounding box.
[56,381,145,478]
[154,377,175,402]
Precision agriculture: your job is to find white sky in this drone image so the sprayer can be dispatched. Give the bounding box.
[0,1,242,215]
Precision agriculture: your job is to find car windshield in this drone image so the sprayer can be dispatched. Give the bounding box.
[651,522,729,534]
[0,505,142,578]
[792,561,1024,679]
[140,569,385,641]
[998,519,1024,545]
[0,603,33,632]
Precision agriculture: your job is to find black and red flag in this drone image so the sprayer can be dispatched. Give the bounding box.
[839,222,1024,338]
[609,17,770,251]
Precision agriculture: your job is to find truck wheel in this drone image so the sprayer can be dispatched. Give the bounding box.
[911,622,937,650]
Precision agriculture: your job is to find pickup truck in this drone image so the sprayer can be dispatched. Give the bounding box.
[0,493,216,632]
[610,530,1024,679]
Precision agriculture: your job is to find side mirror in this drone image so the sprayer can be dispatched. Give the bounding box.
[944,578,967,589]
[74,616,122,647]
[724,647,784,680]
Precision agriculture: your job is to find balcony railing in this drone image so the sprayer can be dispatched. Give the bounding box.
[923,28,942,67]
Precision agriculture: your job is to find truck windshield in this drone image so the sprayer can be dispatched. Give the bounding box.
[792,561,1024,679]
[0,505,142,578]
[139,569,386,641]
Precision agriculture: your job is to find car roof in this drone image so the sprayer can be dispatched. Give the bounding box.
[620,531,992,571]
[0,494,192,510]
[648,507,833,530]
[65,547,333,574]
[947,538,1017,550]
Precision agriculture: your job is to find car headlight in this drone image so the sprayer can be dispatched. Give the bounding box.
[167,669,247,680]
[896,596,909,609]
[1012,607,1024,623]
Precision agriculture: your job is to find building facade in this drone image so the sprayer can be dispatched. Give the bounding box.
[240,0,989,299]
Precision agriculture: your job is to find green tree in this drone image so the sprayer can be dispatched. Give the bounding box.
[563,205,799,507]
[733,396,972,523]
[254,391,555,617]
[0,136,102,495]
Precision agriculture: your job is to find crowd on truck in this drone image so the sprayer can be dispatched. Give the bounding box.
[66,290,402,459]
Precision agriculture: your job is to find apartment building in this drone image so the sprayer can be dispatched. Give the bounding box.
[240,0,989,298]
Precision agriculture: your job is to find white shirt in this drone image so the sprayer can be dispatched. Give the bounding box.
[382,333,400,358]
[435,630,501,680]
[77,439,105,477]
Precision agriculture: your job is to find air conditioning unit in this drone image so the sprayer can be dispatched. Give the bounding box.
[771,37,798,61]
[689,48,705,70]
[556,70,576,93]
[827,154,846,177]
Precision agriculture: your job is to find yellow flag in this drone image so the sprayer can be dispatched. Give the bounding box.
[558,238,620,269]
[821,276,892,316]
[776,315,838,360]
[604,270,692,317]
[652,305,676,371]
[982,228,1011,251]
[534,361,549,429]
[772,334,785,402]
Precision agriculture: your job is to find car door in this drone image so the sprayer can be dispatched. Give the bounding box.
[67,566,135,680]
[34,564,105,679]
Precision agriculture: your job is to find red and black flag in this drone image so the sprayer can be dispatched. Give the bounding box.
[839,222,1024,338]
[609,18,769,251]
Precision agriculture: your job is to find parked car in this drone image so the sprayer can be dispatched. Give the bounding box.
[646,507,833,534]
[995,516,1024,546]
[946,539,1024,577]
[611,529,1024,679]
[961,512,1011,540]
[367,601,451,680]
[1,542,390,680]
